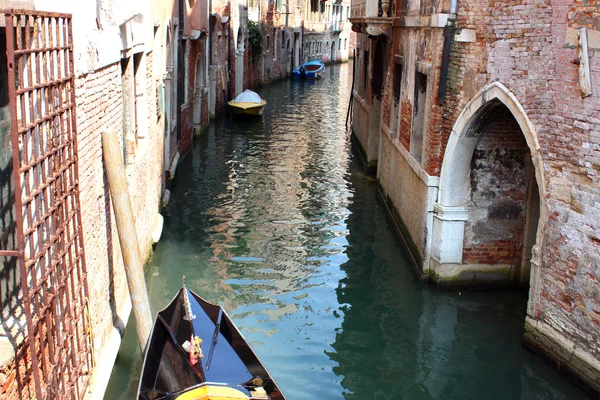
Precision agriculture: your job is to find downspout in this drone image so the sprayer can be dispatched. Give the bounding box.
[437,20,455,106]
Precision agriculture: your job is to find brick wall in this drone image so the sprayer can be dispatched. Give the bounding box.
[180,41,196,155]
[0,344,34,399]
[367,0,600,384]
[210,14,232,115]
[75,63,130,367]
[76,58,162,379]
[531,0,600,362]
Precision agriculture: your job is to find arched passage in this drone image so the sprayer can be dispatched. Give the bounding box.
[431,82,546,289]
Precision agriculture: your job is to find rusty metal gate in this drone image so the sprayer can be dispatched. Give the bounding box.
[0,10,92,399]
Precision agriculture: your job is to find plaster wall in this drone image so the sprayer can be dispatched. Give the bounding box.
[0,3,167,398]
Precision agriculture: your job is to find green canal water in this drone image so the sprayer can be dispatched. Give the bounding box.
[105,62,590,399]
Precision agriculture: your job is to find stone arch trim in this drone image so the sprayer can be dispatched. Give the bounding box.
[439,81,546,207]
[432,82,547,289]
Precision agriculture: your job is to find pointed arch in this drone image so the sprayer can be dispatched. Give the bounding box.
[438,82,546,208]
[432,82,547,290]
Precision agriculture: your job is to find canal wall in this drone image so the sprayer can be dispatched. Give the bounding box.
[0,1,193,398]
[208,10,232,118]
[351,0,600,391]
[181,36,210,150]
[76,59,164,400]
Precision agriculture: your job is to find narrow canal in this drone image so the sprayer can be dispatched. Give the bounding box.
[105,62,589,399]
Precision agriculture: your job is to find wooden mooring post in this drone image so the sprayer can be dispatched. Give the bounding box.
[102,131,153,351]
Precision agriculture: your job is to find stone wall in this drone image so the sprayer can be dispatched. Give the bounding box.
[379,133,430,260]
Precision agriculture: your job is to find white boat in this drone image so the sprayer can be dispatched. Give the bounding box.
[228,90,267,116]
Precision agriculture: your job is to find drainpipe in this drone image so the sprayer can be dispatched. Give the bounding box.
[437,20,455,106]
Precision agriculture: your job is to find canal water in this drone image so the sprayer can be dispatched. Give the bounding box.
[105,62,590,399]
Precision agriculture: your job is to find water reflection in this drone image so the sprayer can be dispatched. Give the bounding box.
[105,63,590,400]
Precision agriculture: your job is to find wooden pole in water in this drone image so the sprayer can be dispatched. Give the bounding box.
[102,130,153,351]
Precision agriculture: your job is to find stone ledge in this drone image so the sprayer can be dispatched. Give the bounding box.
[428,258,517,287]
[381,126,440,187]
[523,317,600,395]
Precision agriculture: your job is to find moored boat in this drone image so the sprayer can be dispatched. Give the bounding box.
[137,281,286,400]
[292,60,325,79]
[228,90,267,116]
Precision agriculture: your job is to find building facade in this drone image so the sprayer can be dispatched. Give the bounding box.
[0,0,210,398]
[350,0,600,391]
[303,0,352,64]
[249,0,304,84]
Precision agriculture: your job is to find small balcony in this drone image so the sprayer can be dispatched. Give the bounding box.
[349,0,392,38]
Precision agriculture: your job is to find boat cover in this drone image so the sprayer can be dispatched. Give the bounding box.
[234,90,263,104]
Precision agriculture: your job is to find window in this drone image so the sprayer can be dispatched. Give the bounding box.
[411,72,427,160]
[344,38,347,50]
[121,52,147,163]
[266,35,270,52]
[390,61,403,137]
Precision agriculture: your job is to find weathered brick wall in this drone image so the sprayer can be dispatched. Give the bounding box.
[260,2,286,83]
[530,0,600,363]
[357,0,600,385]
[0,344,34,399]
[180,41,196,155]
[462,107,529,265]
[210,14,231,115]
[76,58,162,376]
[441,0,554,167]
[76,63,129,366]
[429,0,600,380]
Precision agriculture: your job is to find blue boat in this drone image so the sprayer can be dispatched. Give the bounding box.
[292,60,325,79]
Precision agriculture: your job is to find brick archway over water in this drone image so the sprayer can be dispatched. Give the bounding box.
[430,82,546,299]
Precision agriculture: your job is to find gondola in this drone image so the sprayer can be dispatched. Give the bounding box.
[137,280,286,400]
